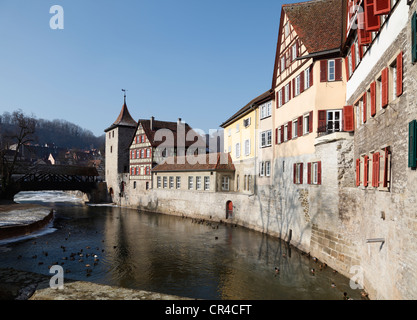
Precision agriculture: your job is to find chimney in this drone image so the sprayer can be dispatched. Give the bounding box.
[178,118,182,124]
[150,116,154,131]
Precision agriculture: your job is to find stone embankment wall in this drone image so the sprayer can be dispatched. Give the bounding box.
[0,209,54,241]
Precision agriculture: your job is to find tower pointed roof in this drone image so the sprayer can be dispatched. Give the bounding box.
[105,96,137,132]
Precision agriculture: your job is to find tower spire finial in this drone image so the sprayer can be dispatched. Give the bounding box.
[122,89,127,104]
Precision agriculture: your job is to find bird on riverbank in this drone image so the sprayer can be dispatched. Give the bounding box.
[275,267,280,276]
[311,268,315,275]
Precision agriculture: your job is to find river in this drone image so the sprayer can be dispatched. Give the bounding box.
[0,191,363,300]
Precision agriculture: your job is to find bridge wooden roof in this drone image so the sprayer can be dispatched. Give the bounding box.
[15,164,99,176]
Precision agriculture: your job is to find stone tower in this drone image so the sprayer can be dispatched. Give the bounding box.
[104,95,137,203]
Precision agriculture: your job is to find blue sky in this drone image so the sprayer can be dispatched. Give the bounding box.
[0,0,300,137]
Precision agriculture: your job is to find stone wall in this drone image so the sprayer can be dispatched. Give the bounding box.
[338,18,417,299]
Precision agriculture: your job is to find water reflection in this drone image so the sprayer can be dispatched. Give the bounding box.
[0,191,363,300]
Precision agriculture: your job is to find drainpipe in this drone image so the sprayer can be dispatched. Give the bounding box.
[250,104,257,196]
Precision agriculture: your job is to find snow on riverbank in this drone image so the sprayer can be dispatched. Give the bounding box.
[0,207,52,227]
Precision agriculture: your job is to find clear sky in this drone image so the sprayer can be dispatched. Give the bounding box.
[0,0,300,137]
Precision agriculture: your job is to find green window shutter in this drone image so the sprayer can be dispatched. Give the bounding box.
[409,120,417,168]
[412,12,417,64]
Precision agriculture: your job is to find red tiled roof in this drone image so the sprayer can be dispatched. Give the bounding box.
[105,102,137,132]
[283,0,344,54]
[152,153,235,172]
[137,119,207,148]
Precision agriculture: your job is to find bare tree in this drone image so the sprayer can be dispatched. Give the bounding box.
[0,110,36,198]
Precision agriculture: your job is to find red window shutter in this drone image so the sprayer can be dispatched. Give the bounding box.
[318,110,327,133]
[309,111,313,133]
[293,163,297,184]
[300,72,305,93]
[309,65,314,86]
[363,93,367,124]
[351,44,356,70]
[317,161,322,185]
[356,159,361,186]
[335,59,342,81]
[364,0,381,32]
[288,121,292,140]
[374,0,391,15]
[358,28,372,46]
[298,116,303,136]
[383,147,389,188]
[320,60,327,82]
[289,81,292,101]
[281,125,284,142]
[363,155,369,187]
[276,91,279,107]
[359,45,364,60]
[381,67,388,108]
[275,128,278,144]
[370,81,376,116]
[397,52,403,97]
[281,88,285,104]
[343,105,354,132]
[300,163,303,184]
[307,162,311,184]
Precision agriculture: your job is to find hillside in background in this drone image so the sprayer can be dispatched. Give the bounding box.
[0,111,105,150]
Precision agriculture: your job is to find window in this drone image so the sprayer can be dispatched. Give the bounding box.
[285,84,290,103]
[259,162,265,177]
[305,68,310,89]
[328,60,335,81]
[141,149,145,159]
[244,139,251,156]
[265,161,271,177]
[356,103,361,129]
[163,177,168,188]
[188,176,194,190]
[307,162,322,185]
[157,176,162,188]
[295,75,301,96]
[318,110,342,133]
[235,143,241,158]
[228,128,231,137]
[348,53,353,77]
[293,163,303,184]
[146,148,151,158]
[196,176,202,190]
[277,89,282,107]
[169,176,174,189]
[176,176,181,189]
[204,176,210,191]
[260,102,272,119]
[222,176,230,191]
[261,130,272,147]
[355,41,360,67]
[292,43,298,61]
[293,119,298,138]
[284,124,288,141]
[284,22,290,37]
[377,76,382,111]
[236,124,240,133]
[278,127,282,144]
[281,57,286,72]
[303,113,310,135]
[244,117,251,127]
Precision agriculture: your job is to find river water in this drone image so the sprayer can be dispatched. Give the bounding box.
[0,191,363,300]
